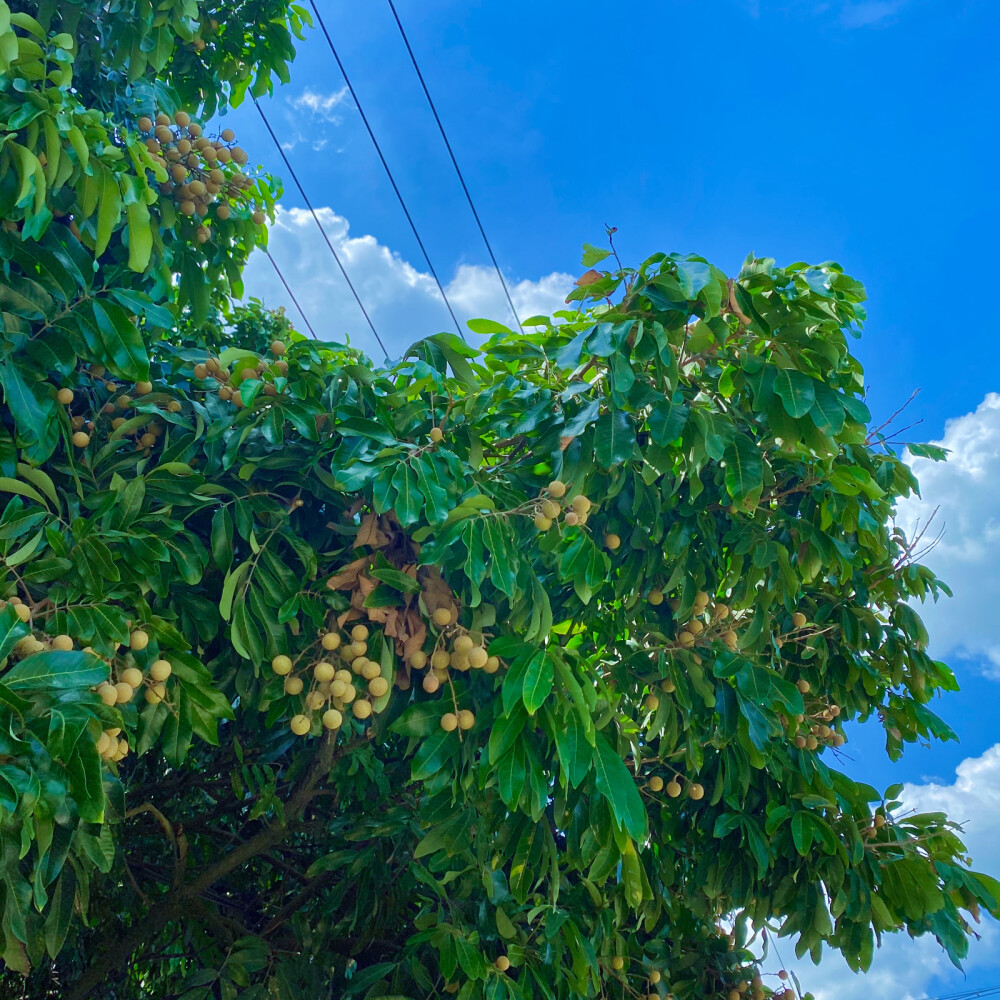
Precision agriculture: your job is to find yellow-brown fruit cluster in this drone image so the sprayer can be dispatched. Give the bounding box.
[657,589,738,652]
[137,111,264,243]
[274,623,393,738]
[192,350,289,409]
[787,695,845,752]
[532,479,598,532]
[96,727,129,763]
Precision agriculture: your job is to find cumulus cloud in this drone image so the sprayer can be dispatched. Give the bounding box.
[289,87,350,121]
[895,393,1000,674]
[758,745,1000,1000]
[242,205,574,358]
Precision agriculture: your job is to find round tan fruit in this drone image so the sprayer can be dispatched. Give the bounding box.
[534,514,553,531]
[13,603,30,623]
[322,708,343,730]
[484,656,500,673]
[686,619,704,635]
[571,494,591,515]
[452,635,472,655]
[271,654,293,676]
[51,634,74,651]
[321,632,341,651]
[352,699,373,720]
[604,533,621,550]
[149,659,172,682]
[792,611,807,629]
[540,499,560,519]
[495,956,510,972]
[722,629,738,651]
[611,956,624,971]
[98,683,118,707]
[350,624,369,642]
[805,735,819,750]
[794,735,807,748]
[361,660,381,681]
[648,589,664,606]
[450,652,470,672]
[693,590,710,609]
[666,779,682,798]
[661,678,676,693]
[410,650,427,669]
[313,661,335,683]
[96,732,112,755]
[563,511,580,526]
[468,646,488,669]
[121,667,143,688]
[72,431,91,448]
[368,676,390,698]
[457,709,475,730]
[422,673,441,693]
[284,676,304,696]
[441,712,458,732]
[778,971,788,981]
[730,991,741,1000]
[305,691,326,711]
[135,381,153,395]
[129,630,149,651]
[688,782,705,800]
[57,388,74,405]
[645,694,660,712]
[649,776,664,792]
[114,682,134,704]
[290,714,310,736]
[677,631,695,648]
[431,649,451,670]
[432,607,453,627]
[796,679,811,694]
[428,426,444,443]
[650,970,661,984]
[547,479,567,497]
[145,683,167,704]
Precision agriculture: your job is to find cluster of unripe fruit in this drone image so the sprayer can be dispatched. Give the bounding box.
[272,623,389,736]
[61,366,180,452]
[91,631,173,711]
[192,340,288,408]
[137,110,265,243]
[783,686,846,751]
[605,956,770,1000]
[96,726,129,763]
[647,588,740,653]
[531,479,598,533]
[421,611,501,733]
[645,772,705,801]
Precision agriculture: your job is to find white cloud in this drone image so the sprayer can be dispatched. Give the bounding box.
[289,87,350,121]
[244,205,574,358]
[759,745,1000,1000]
[895,393,1000,674]
[278,88,351,151]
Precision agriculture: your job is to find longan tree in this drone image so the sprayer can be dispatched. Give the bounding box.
[0,2,997,999]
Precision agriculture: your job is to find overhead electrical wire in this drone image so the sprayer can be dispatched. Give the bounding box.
[251,95,388,356]
[307,0,464,339]
[385,0,523,334]
[263,248,318,339]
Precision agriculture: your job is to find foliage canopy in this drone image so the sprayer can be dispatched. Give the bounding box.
[0,2,995,998]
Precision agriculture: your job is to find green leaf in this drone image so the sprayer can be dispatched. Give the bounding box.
[773,368,816,418]
[554,710,590,788]
[521,650,553,714]
[411,728,458,781]
[648,395,688,445]
[125,199,152,272]
[724,435,763,500]
[95,165,122,257]
[594,410,635,468]
[4,651,108,690]
[620,837,644,909]
[674,260,713,299]
[0,361,58,462]
[391,462,423,527]
[82,299,149,381]
[581,243,611,267]
[43,865,75,960]
[592,733,647,841]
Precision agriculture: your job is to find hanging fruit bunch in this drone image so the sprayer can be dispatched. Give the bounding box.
[136,110,267,245]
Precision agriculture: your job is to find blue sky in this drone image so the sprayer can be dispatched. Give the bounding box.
[222,1,1000,995]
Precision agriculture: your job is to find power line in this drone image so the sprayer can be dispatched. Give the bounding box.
[385,0,523,334]
[307,0,464,340]
[251,95,388,357]
[263,248,318,339]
